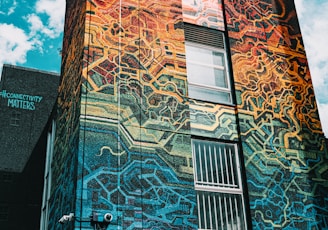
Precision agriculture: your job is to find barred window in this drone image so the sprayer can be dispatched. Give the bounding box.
[192,139,247,230]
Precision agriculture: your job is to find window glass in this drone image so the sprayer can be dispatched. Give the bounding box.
[10,111,21,126]
[186,45,225,66]
[188,84,231,104]
[40,121,56,230]
[185,42,232,104]
[187,63,226,88]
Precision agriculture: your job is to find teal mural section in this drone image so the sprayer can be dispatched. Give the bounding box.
[77,114,197,229]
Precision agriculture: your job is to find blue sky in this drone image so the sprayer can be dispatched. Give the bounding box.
[0,0,327,137]
[294,0,328,137]
[0,0,65,73]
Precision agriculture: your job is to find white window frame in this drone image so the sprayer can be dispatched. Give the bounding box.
[40,120,56,230]
[192,139,247,230]
[186,41,233,104]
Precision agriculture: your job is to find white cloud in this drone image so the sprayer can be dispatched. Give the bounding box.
[295,0,328,136]
[26,13,55,38]
[35,0,65,38]
[318,103,328,137]
[21,0,66,54]
[0,0,65,75]
[0,23,34,71]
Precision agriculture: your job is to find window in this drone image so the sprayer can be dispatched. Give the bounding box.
[185,24,232,104]
[10,111,21,126]
[2,173,13,183]
[40,120,56,230]
[192,139,247,229]
[0,205,8,221]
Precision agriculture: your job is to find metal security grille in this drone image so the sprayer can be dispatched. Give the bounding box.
[192,139,247,230]
[192,139,241,192]
[197,191,245,230]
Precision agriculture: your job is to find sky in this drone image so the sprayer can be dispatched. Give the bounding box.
[0,0,65,73]
[0,0,327,137]
[294,0,328,137]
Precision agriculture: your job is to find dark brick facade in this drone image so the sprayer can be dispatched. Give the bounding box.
[0,65,59,229]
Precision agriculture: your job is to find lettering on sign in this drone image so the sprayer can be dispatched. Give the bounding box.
[0,90,43,111]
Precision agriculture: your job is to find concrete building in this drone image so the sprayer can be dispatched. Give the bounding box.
[44,0,328,229]
[0,65,59,229]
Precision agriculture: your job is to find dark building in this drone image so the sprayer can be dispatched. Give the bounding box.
[0,65,59,229]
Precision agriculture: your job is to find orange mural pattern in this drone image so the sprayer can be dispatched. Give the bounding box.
[182,0,225,30]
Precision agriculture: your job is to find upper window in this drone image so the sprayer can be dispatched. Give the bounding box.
[185,24,232,104]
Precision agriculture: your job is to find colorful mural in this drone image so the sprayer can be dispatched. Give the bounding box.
[190,99,238,141]
[51,0,328,229]
[224,0,328,229]
[48,0,86,228]
[182,0,224,30]
[77,0,197,228]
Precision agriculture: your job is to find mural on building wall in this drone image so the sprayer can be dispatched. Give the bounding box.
[77,0,197,228]
[190,99,239,141]
[224,1,328,229]
[53,0,328,229]
[181,0,239,141]
[182,0,224,30]
[49,0,86,228]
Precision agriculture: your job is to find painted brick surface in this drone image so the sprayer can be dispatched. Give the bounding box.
[50,0,328,229]
[225,1,328,228]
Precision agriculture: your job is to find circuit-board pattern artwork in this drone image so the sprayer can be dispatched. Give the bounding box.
[77,105,197,229]
[224,1,328,228]
[190,99,239,141]
[182,0,225,30]
[77,0,197,228]
[48,0,85,228]
[54,0,328,229]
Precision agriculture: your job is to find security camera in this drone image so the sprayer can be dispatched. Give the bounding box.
[58,216,69,224]
[103,213,113,222]
[92,211,113,223]
[58,213,74,224]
